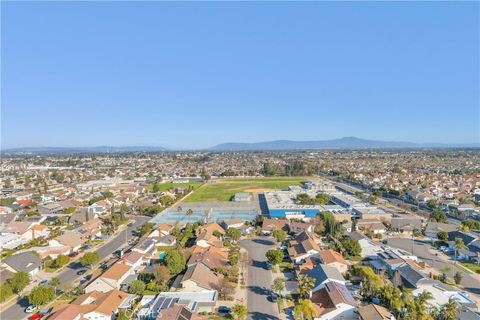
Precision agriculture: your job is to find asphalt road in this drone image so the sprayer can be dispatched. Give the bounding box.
[386,238,480,296]
[0,215,150,320]
[239,237,280,320]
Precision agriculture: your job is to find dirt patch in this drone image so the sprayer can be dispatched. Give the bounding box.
[244,188,272,194]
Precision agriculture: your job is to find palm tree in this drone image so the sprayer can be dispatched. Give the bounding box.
[293,299,318,320]
[297,275,315,299]
[440,297,459,320]
[454,237,466,264]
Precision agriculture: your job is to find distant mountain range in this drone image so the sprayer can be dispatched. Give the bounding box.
[2,137,479,154]
[209,137,480,151]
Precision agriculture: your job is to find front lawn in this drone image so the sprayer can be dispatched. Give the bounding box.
[462,262,480,273]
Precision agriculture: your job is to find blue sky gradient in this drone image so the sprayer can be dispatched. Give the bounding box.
[2,1,479,149]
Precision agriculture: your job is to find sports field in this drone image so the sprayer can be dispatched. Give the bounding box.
[145,181,204,192]
[184,177,309,202]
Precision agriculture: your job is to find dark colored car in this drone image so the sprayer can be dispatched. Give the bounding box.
[68,251,79,258]
[77,269,87,275]
[217,306,231,314]
[269,294,278,302]
[265,262,272,270]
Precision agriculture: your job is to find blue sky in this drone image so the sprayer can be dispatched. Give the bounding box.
[2,1,479,149]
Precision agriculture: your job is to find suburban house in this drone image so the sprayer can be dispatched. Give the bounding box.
[195,224,224,248]
[187,247,228,271]
[390,217,423,236]
[122,251,145,269]
[317,250,349,274]
[357,304,394,320]
[137,291,217,318]
[85,262,133,293]
[76,218,103,239]
[288,231,322,264]
[176,263,222,292]
[261,218,289,235]
[132,238,156,260]
[38,203,64,215]
[53,230,86,253]
[289,221,314,236]
[357,218,386,235]
[149,224,175,238]
[3,251,42,277]
[392,263,432,289]
[307,264,346,292]
[157,304,205,320]
[447,231,480,262]
[413,281,477,309]
[153,235,177,247]
[311,281,357,320]
[424,222,457,239]
[49,290,134,320]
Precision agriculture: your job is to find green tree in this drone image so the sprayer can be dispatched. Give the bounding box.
[440,297,459,320]
[137,223,155,236]
[28,286,55,306]
[231,304,247,320]
[154,265,170,285]
[272,229,287,243]
[454,272,463,285]
[80,252,99,268]
[49,277,61,294]
[164,249,186,275]
[293,299,318,320]
[430,209,447,223]
[454,237,466,264]
[437,231,448,241]
[226,228,241,242]
[8,272,30,294]
[54,255,70,268]
[0,284,13,302]
[297,275,315,299]
[272,278,284,296]
[266,248,283,266]
[116,309,129,320]
[128,280,146,295]
[152,183,160,193]
[342,238,361,257]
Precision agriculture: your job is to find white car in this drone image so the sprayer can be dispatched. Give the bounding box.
[25,305,37,313]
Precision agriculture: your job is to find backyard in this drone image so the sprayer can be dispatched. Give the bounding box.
[184,177,310,202]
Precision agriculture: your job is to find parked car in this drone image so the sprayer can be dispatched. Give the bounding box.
[269,294,278,302]
[83,245,93,250]
[217,306,231,314]
[29,314,42,320]
[39,307,52,316]
[265,262,272,270]
[77,269,87,275]
[38,280,48,286]
[25,305,37,313]
[68,252,79,258]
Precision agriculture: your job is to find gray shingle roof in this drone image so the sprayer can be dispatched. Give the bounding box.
[4,251,41,273]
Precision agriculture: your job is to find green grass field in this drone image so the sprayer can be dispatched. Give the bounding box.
[184,177,309,202]
[145,181,204,192]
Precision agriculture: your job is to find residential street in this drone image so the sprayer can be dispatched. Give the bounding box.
[0,215,150,320]
[386,238,480,296]
[239,237,280,320]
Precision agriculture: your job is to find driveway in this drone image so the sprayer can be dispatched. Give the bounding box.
[239,237,280,320]
[0,215,150,320]
[386,238,480,296]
